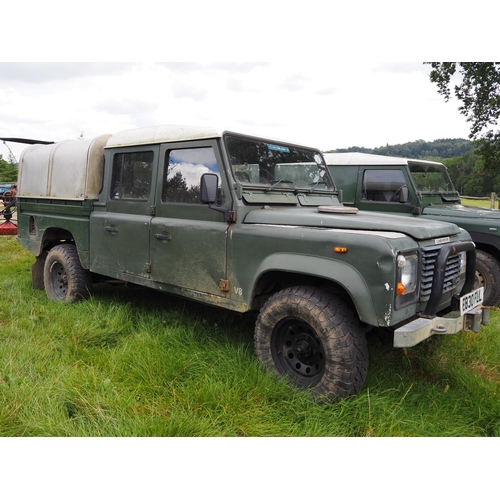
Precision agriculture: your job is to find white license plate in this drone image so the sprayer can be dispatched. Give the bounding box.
[460,287,484,315]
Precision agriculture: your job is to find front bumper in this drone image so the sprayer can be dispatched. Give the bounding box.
[394,306,489,348]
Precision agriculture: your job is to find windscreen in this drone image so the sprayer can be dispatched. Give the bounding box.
[409,162,456,194]
[224,134,334,192]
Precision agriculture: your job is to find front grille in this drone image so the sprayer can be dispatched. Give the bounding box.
[420,244,462,301]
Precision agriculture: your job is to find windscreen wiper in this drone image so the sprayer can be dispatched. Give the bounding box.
[267,179,294,191]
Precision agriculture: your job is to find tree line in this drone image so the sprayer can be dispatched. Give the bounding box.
[327,138,475,160]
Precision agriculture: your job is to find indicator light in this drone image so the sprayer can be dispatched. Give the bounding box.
[334,247,348,253]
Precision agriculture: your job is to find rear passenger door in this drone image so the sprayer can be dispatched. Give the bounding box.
[90,145,158,278]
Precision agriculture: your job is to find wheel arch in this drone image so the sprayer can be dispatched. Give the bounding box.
[37,226,90,268]
[249,253,378,325]
[468,231,500,263]
[30,226,90,290]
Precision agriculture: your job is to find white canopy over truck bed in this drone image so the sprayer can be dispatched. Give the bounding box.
[17,134,111,200]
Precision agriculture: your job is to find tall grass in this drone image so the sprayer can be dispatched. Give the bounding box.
[1,235,499,436]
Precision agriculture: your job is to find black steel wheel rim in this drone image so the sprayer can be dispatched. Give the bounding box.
[272,317,325,385]
[49,262,68,299]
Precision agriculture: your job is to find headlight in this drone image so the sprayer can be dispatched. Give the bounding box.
[395,251,420,309]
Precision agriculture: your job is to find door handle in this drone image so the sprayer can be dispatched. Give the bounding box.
[104,226,118,234]
[155,233,172,241]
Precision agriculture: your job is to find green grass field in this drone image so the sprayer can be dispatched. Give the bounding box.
[461,197,499,209]
[1,235,499,437]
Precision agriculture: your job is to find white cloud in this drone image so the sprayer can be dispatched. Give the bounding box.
[0,63,135,84]
[0,62,471,162]
[171,81,209,101]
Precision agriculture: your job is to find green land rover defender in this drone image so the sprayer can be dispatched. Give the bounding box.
[15,126,487,400]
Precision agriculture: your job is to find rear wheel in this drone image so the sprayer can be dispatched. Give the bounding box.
[254,286,368,401]
[44,244,92,302]
[474,250,500,307]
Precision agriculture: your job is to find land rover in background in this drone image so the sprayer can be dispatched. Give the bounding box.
[326,152,500,307]
[13,126,486,401]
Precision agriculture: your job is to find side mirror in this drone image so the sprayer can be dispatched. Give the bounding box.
[200,172,231,222]
[399,186,409,203]
[200,173,219,204]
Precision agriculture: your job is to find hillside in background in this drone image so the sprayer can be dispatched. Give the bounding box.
[325,138,474,159]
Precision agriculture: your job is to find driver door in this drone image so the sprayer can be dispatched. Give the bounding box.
[150,141,229,297]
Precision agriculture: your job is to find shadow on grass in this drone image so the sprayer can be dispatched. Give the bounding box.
[88,282,257,348]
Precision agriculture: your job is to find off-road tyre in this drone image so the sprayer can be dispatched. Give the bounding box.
[475,249,500,307]
[254,286,369,401]
[44,244,92,302]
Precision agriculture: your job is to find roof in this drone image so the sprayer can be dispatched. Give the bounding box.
[105,124,223,148]
[324,152,444,168]
[16,124,321,201]
[105,124,318,150]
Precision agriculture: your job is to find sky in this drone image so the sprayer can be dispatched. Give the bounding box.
[0,61,472,162]
[3,0,495,165]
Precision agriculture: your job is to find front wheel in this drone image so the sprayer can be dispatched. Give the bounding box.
[474,250,500,307]
[44,244,92,302]
[254,286,369,401]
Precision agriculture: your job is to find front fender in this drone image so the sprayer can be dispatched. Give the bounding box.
[251,253,380,325]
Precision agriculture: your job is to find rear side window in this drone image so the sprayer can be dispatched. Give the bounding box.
[111,151,154,201]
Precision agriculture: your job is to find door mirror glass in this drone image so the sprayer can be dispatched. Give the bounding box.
[399,185,409,203]
[200,173,219,204]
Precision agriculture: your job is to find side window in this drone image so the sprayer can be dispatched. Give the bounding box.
[163,147,224,204]
[111,151,154,201]
[362,169,409,203]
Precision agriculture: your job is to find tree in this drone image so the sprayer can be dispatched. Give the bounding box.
[0,153,18,182]
[427,62,500,171]
[443,151,478,194]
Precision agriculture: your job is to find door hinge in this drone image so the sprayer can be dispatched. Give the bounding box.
[150,206,156,216]
[219,279,230,292]
[145,263,151,273]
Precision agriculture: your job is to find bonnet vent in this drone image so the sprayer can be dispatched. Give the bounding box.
[318,206,359,215]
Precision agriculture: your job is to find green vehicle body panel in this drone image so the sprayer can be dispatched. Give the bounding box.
[326,152,500,259]
[227,222,450,326]
[325,153,500,251]
[15,127,475,334]
[242,206,461,240]
[16,198,93,267]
